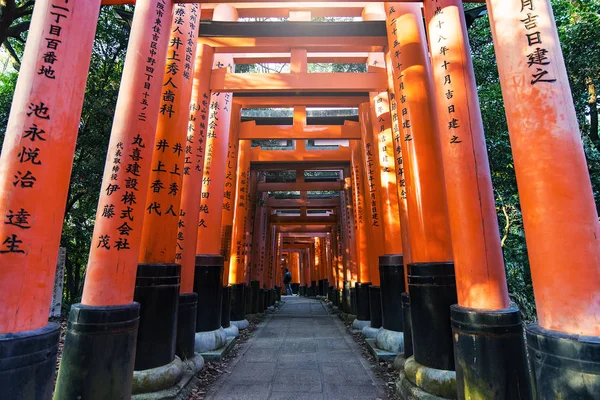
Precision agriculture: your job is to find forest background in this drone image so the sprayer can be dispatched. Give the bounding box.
[0,0,598,322]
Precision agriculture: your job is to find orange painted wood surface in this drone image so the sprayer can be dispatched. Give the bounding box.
[359,103,386,285]
[424,0,509,310]
[228,140,252,284]
[139,4,200,265]
[384,3,453,264]
[220,105,241,285]
[82,0,174,307]
[210,70,388,93]
[0,0,101,333]
[368,89,403,255]
[386,51,412,290]
[488,0,600,335]
[350,141,370,284]
[177,44,214,293]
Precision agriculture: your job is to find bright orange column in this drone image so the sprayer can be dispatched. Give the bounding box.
[487,0,600,335]
[0,0,101,333]
[361,6,403,257]
[384,3,454,264]
[177,43,215,294]
[386,52,412,289]
[82,0,173,306]
[326,233,334,286]
[303,248,311,286]
[220,104,241,285]
[368,90,403,255]
[291,252,300,283]
[422,0,509,310]
[251,192,268,284]
[195,4,237,256]
[139,4,200,265]
[340,186,358,287]
[228,139,252,284]
[350,140,370,284]
[359,102,386,285]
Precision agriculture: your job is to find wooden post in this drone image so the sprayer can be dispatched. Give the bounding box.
[228,139,252,284]
[0,0,101,333]
[195,4,237,256]
[178,43,215,294]
[221,104,242,285]
[139,4,200,265]
[82,0,174,307]
[358,102,386,285]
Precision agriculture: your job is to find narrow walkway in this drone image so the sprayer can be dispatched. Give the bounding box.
[207,296,386,400]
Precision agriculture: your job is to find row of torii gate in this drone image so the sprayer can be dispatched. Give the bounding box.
[0,0,598,399]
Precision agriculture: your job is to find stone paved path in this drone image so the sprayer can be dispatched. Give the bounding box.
[206,296,386,400]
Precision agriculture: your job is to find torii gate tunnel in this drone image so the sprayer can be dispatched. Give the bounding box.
[0,0,598,399]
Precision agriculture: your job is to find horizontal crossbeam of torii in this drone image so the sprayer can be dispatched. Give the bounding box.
[101,0,486,4]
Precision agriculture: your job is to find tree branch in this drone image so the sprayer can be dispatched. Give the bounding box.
[2,40,20,65]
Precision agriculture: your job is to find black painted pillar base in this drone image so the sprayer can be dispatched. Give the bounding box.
[244,283,253,315]
[54,303,140,399]
[274,286,282,301]
[221,286,232,329]
[356,282,372,321]
[263,289,269,310]
[134,263,180,371]
[333,289,340,307]
[343,281,351,313]
[401,292,413,358]
[379,255,405,332]
[231,283,246,321]
[259,288,266,311]
[311,280,317,297]
[176,292,198,361]
[0,322,59,399]
[250,280,260,314]
[408,262,457,371]
[194,255,224,333]
[327,285,334,300]
[526,323,600,399]
[452,305,531,399]
[350,287,357,315]
[369,286,382,328]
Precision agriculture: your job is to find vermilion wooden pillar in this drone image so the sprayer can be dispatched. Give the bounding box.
[350,140,370,285]
[135,3,200,371]
[385,52,412,286]
[358,102,385,286]
[291,252,301,284]
[251,192,268,284]
[487,0,600,396]
[221,104,242,285]
[228,139,252,285]
[423,1,530,397]
[364,48,403,257]
[193,3,238,351]
[384,2,456,380]
[0,0,101,396]
[178,43,215,294]
[57,1,174,398]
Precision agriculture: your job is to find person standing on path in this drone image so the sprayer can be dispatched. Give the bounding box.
[283,268,293,295]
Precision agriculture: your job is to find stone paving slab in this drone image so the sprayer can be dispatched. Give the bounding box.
[206,296,387,400]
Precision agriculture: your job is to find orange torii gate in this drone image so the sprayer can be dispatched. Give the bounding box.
[0,1,597,399]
